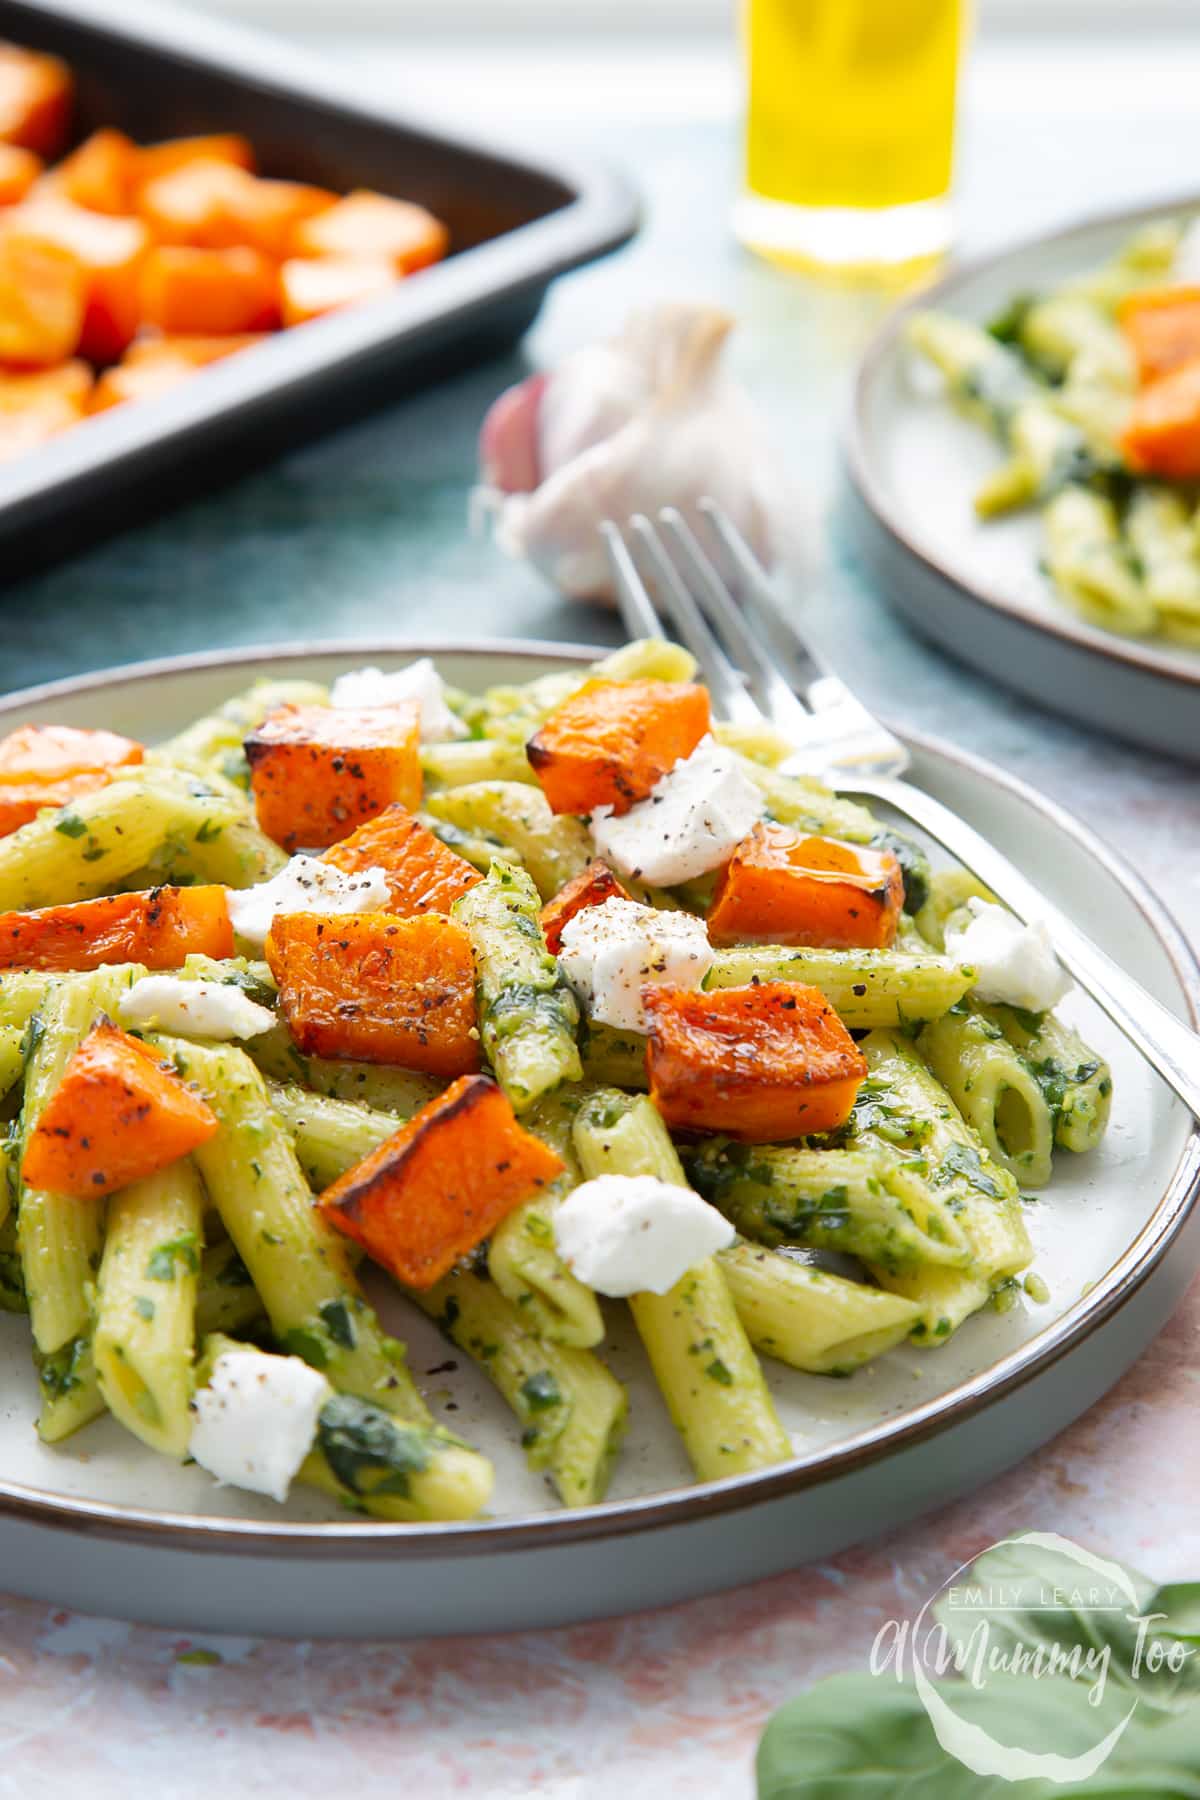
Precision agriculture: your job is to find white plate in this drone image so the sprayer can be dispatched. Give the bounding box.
[0,639,1196,1637]
[846,195,1200,762]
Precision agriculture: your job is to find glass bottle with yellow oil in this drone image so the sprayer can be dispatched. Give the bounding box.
[736,0,967,277]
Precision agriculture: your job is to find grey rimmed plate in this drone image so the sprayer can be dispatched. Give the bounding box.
[0,639,1196,1639]
[846,195,1200,762]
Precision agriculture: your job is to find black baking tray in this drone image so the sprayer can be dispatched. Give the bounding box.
[0,0,638,577]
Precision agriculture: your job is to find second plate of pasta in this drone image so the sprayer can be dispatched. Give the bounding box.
[0,637,1194,1638]
[848,193,1200,761]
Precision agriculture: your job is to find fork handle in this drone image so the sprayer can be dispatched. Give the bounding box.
[853,774,1200,1124]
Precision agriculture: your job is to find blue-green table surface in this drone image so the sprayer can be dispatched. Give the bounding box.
[4,55,1198,929]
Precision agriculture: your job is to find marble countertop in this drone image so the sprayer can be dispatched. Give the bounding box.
[2,26,1199,1799]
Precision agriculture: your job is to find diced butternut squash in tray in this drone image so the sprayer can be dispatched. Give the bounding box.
[321,803,481,915]
[245,702,422,852]
[0,43,72,158]
[139,245,280,335]
[0,359,91,460]
[21,1020,218,1197]
[527,680,712,816]
[279,255,397,327]
[134,133,255,190]
[265,910,479,1077]
[292,191,448,272]
[0,53,450,460]
[643,981,868,1142]
[0,234,84,367]
[139,159,335,259]
[90,333,267,412]
[319,1073,565,1287]
[540,859,632,955]
[123,334,268,370]
[1,201,150,363]
[0,141,41,204]
[707,827,905,950]
[0,722,142,834]
[0,885,232,971]
[39,127,137,214]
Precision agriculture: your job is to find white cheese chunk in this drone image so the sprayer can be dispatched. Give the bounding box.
[590,735,763,887]
[226,854,391,948]
[119,976,274,1041]
[1172,218,1200,284]
[189,1349,331,1503]
[554,1173,735,1298]
[329,659,467,742]
[945,898,1071,1013]
[557,896,713,1032]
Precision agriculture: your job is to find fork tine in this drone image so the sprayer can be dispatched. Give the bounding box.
[658,507,812,740]
[697,497,911,778]
[698,497,835,689]
[627,515,762,726]
[600,520,662,642]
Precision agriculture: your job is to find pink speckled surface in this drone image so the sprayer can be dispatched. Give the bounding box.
[4,29,1200,1800]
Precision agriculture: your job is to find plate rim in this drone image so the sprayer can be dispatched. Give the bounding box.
[0,635,1196,1561]
[846,189,1200,691]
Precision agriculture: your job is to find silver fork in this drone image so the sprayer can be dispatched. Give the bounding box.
[600,501,1200,1125]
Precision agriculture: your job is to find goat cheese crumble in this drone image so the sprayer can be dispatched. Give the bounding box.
[226,855,391,948]
[553,1173,735,1297]
[945,898,1071,1013]
[557,896,713,1032]
[119,977,274,1041]
[190,1349,331,1503]
[590,735,763,887]
[329,659,467,742]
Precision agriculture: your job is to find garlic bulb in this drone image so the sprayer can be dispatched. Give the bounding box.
[477,302,789,603]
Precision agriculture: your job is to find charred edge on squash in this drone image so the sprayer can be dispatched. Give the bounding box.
[326,1074,502,1227]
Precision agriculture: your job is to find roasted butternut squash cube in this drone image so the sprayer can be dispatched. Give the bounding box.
[88,357,191,413]
[21,1020,219,1197]
[318,1073,564,1287]
[0,233,84,367]
[139,158,335,259]
[0,43,72,158]
[39,128,137,214]
[291,191,448,273]
[540,859,632,955]
[1118,286,1200,385]
[279,255,397,327]
[122,333,267,369]
[1122,356,1200,481]
[0,142,41,204]
[707,826,904,949]
[0,723,142,783]
[320,803,480,915]
[527,679,711,816]
[644,981,867,1142]
[3,201,150,363]
[266,910,478,1076]
[0,359,91,461]
[0,721,141,834]
[87,332,266,413]
[139,244,280,335]
[134,134,255,191]
[0,884,233,971]
[245,702,422,852]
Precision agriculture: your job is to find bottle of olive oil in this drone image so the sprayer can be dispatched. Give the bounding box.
[736,0,967,276]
